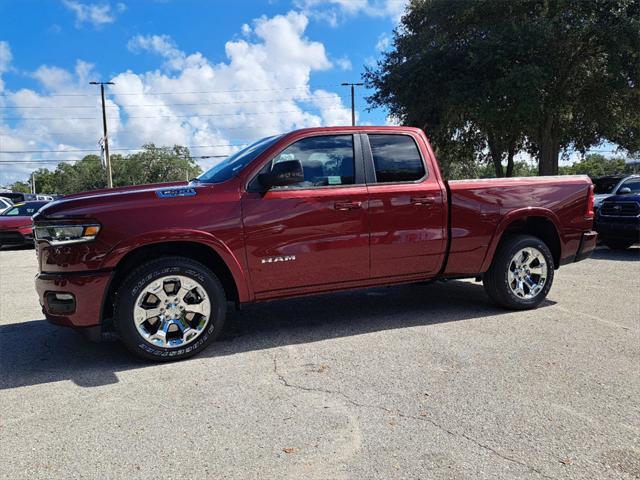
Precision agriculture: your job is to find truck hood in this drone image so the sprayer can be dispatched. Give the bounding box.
[34,181,189,220]
[0,216,33,229]
[601,194,640,204]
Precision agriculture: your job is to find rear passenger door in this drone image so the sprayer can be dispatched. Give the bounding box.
[363,133,447,278]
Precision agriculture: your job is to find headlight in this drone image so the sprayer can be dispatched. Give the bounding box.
[34,224,101,245]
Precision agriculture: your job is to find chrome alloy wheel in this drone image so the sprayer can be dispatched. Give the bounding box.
[507,247,548,300]
[133,275,211,348]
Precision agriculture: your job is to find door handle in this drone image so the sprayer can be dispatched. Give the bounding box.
[411,196,435,206]
[334,201,362,211]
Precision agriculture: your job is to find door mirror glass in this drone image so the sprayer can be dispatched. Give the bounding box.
[618,187,632,195]
[258,160,304,189]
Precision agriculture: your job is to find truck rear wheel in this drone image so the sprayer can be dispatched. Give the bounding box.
[114,256,227,361]
[483,234,554,310]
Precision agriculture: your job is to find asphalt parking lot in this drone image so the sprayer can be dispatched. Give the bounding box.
[1,246,638,480]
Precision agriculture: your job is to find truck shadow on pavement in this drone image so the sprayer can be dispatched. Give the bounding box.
[0,280,555,390]
[589,246,639,261]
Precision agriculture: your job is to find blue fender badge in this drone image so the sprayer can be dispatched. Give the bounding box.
[156,187,197,198]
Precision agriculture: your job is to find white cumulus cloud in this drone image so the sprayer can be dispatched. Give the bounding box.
[297,0,408,24]
[0,11,353,186]
[0,41,12,92]
[62,1,124,28]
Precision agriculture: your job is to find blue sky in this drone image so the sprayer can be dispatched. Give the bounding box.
[0,0,405,185]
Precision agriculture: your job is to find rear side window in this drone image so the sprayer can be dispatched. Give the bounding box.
[369,134,426,183]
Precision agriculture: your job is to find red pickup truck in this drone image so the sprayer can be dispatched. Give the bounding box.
[33,126,596,361]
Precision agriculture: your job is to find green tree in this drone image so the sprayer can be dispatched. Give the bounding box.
[8,181,30,193]
[113,145,200,186]
[559,153,633,176]
[364,0,640,176]
[9,145,202,195]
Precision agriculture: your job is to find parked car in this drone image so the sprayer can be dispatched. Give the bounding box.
[0,196,13,213]
[33,126,596,361]
[595,190,640,250]
[0,201,49,248]
[593,174,640,212]
[0,192,58,204]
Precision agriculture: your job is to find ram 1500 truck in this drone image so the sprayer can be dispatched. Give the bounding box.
[33,126,597,361]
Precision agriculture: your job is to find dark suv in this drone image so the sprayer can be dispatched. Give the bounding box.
[595,182,640,250]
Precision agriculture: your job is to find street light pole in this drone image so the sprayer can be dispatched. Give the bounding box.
[90,81,115,188]
[341,82,364,126]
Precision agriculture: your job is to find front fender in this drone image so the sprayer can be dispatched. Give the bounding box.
[479,207,563,272]
[99,228,252,302]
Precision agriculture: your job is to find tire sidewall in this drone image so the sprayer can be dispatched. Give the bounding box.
[115,259,226,361]
[499,237,554,309]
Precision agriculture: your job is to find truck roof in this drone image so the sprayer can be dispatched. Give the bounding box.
[287,125,424,135]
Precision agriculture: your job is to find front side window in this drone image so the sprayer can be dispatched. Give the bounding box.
[369,134,426,183]
[269,135,355,189]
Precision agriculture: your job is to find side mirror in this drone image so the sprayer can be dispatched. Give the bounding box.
[618,187,632,195]
[258,160,304,190]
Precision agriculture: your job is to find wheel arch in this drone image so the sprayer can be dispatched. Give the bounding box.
[101,238,249,327]
[481,209,563,272]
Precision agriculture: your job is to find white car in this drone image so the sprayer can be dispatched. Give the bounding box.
[593,175,640,211]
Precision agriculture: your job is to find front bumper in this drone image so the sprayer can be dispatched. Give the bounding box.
[561,231,598,265]
[36,270,113,328]
[0,229,33,246]
[595,218,640,243]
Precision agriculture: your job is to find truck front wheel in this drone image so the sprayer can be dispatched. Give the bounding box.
[114,256,227,361]
[483,235,554,310]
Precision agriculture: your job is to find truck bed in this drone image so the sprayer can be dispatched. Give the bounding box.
[444,175,593,276]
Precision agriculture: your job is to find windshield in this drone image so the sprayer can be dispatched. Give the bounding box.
[197,135,282,184]
[618,177,640,194]
[593,177,622,194]
[2,202,46,216]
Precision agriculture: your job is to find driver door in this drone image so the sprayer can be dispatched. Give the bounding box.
[241,134,370,296]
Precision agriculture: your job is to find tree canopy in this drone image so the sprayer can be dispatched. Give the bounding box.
[9,144,202,195]
[364,0,640,176]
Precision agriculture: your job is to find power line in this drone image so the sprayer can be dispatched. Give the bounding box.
[0,143,248,154]
[0,94,357,109]
[1,106,348,121]
[0,155,229,164]
[2,116,99,120]
[0,84,343,98]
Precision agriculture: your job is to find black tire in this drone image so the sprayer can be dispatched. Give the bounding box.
[603,240,634,250]
[483,234,554,310]
[114,256,227,361]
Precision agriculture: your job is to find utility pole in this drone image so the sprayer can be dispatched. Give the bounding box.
[31,173,36,194]
[341,82,364,126]
[90,81,115,188]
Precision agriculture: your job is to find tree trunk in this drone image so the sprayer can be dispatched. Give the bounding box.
[505,142,515,177]
[537,116,560,176]
[487,134,504,177]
